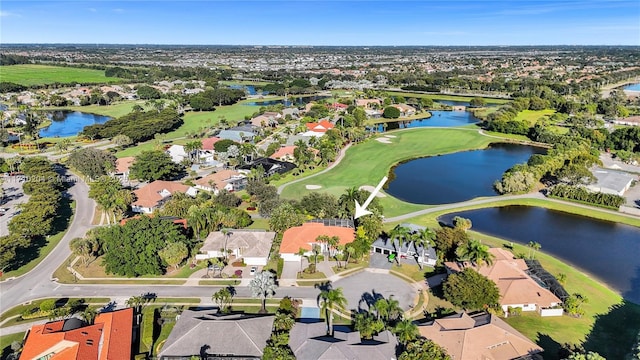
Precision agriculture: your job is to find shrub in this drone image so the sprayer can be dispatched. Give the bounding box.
[40,299,56,312]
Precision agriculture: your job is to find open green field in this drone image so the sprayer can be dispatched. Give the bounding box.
[514,109,556,126]
[0,65,122,86]
[385,91,512,105]
[280,128,494,217]
[59,101,151,118]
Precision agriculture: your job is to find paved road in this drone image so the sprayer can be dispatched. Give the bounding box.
[0,169,96,310]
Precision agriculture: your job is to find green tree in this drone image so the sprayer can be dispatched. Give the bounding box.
[88,176,130,224]
[112,134,133,147]
[129,150,183,182]
[67,148,116,179]
[411,227,436,269]
[434,227,469,262]
[564,293,588,318]
[353,311,385,340]
[318,285,348,335]
[399,338,451,360]
[527,241,542,259]
[250,271,278,313]
[158,241,189,271]
[212,287,233,312]
[455,239,495,267]
[469,97,486,107]
[80,307,98,325]
[383,106,401,119]
[268,202,305,233]
[452,216,472,232]
[394,319,419,345]
[136,85,161,100]
[100,216,188,276]
[443,268,500,311]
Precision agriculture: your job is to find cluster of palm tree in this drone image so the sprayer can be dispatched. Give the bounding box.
[87,176,135,225]
[387,225,436,269]
[355,294,421,349]
[211,286,235,313]
[527,241,542,259]
[316,282,348,336]
[455,239,495,267]
[187,205,244,240]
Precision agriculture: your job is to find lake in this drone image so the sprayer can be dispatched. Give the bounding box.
[439,206,640,304]
[373,110,479,132]
[624,83,640,91]
[386,143,543,204]
[228,84,262,95]
[40,111,111,138]
[244,95,329,107]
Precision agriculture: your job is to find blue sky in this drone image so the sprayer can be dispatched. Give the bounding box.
[1,1,639,45]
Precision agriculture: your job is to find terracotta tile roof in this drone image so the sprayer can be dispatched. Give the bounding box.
[201,137,222,151]
[280,223,355,254]
[269,146,297,160]
[193,170,244,191]
[115,157,135,174]
[304,120,334,133]
[418,312,542,360]
[132,180,191,209]
[20,308,133,360]
[445,248,561,309]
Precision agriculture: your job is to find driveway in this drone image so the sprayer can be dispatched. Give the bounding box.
[332,270,417,312]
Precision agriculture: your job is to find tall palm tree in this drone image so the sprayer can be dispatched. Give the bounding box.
[388,225,412,263]
[456,239,495,267]
[411,228,436,269]
[273,312,295,332]
[249,271,278,314]
[221,228,233,262]
[187,206,207,240]
[318,286,347,335]
[528,241,541,259]
[393,319,419,345]
[80,308,98,325]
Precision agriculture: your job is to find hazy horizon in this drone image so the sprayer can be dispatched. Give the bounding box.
[1,0,639,46]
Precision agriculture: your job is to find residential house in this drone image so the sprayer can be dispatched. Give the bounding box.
[304,120,334,134]
[392,103,416,116]
[113,156,135,183]
[269,145,297,162]
[445,248,563,316]
[282,107,300,119]
[250,111,281,127]
[201,136,222,151]
[238,157,296,177]
[355,98,382,108]
[364,109,383,119]
[198,229,276,265]
[586,168,636,196]
[418,312,543,360]
[19,308,133,360]
[330,103,349,112]
[166,144,189,164]
[289,320,398,360]
[218,129,256,143]
[371,223,437,266]
[132,180,197,213]
[612,115,640,126]
[158,311,274,360]
[280,222,355,262]
[193,169,247,194]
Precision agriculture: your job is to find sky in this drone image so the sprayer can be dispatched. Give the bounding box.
[1,0,639,45]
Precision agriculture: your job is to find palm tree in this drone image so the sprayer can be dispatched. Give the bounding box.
[187,206,207,240]
[318,286,347,335]
[528,241,541,259]
[221,228,233,262]
[388,225,412,264]
[338,186,360,219]
[393,319,419,345]
[80,308,98,325]
[296,247,307,273]
[456,239,495,267]
[374,298,389,321]
[411,228,435,270]
[312,244,321,272]
[273,312,295,332]
[249,271,277,314]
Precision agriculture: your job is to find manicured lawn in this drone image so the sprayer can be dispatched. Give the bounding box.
[0,65,122,86]
[58,101,151,118]
[280,128,493,218]
[514,109,556,126]
[483,130,532,142]
[0,332,25,360]
[297,271,327,280]
[0,199,75,280]
[246,218,270,230]
[68,255,207,279]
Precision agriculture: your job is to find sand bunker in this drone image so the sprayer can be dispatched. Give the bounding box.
[376,138,392,144]
[359,185,387,197]
[384,135,397,138]
[306,185,322,190]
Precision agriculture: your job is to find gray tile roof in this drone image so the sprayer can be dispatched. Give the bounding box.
[200,230,276,259]
[158,311,274,359]
[371,223,436,259]
[289,321,397,360]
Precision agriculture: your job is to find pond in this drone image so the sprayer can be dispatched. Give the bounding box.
[372,110,479,131]
[228,84,263,95]
[243,95,329,107]
[624,83,640,91]
[386,143,543,204]
[40,111,111,138]
[438,206,640,304]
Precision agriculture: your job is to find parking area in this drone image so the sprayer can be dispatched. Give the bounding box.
[0,175,29,237]
[333,271,417,312]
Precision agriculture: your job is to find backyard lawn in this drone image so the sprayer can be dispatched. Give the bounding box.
[280,128,494,218]
[514,109,556,126]
[0,65,122,86]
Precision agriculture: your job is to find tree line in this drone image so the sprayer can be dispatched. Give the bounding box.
[80,108,183,143]
[548,184,625,209]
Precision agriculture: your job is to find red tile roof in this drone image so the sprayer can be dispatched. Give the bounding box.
[115,157,135,174]
[280,223,355,254]
[20,308,133,360]
[269,146,297,160]
[304,120,334,133]
[201,137,222,151]
[132,180,190,209]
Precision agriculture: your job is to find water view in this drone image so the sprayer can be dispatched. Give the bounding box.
[373,110,479,131]
[386,143,543,204]
[439,206,640,304]
[624,83,640,91]
[40,111,111,138]
[244,95,329,107]
[228,84,262,95]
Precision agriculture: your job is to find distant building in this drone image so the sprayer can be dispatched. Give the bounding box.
[218,129,256,143]
[132,180,197,213]
[193,169,247,194]
[20,308,133,360]
[238,157,296,177]
[198,229,275,265]
[371,223,437,266]
[112,156,135,183]
[166,144,189,164]
[280,222,355,262]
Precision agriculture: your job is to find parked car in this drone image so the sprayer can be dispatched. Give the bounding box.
[0,208,9,213]
[250,266,257,275]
